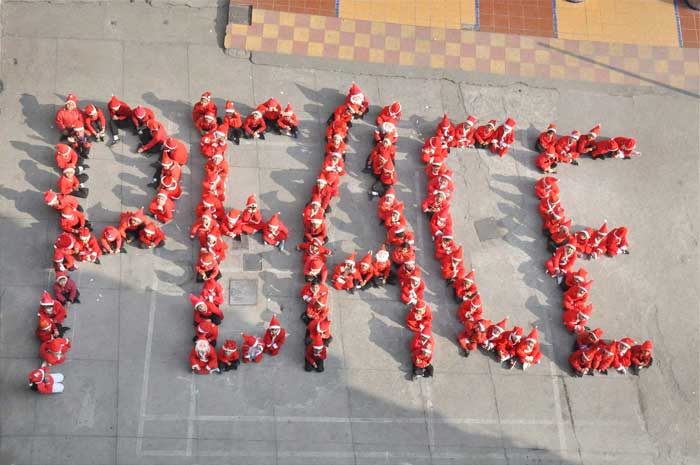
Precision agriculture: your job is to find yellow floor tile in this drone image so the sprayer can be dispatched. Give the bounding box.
[277,39,293,55]
[400,51,415,66]
[490,60,505,74]
[307,43,324,57]
[460,57,476,70]
[338,45,354,60]
[556,0,679,47]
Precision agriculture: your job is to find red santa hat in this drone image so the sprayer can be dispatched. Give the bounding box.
[641,340,653,351]
[108,95,121,110]
[200,91,212,100]
[415,300,427,311]
[38,316,53,331]
[429,136,443,149]
[578,304,593,318]
[214,123,228,137]
[464,269,476,282]
[268,315,281,330]
[494,317,508,331]
[282,103,294,115]
[316,319,331,334]
[580,280,594,293]
[60,206,74,218]
[199,252,214,266]
[546,123,557,133]
[147,119,160,131]
[160,153,174,168]
[564,240,578,251]
[619,337,636,348]
[161,175,177,189]
[438,113,451,128]
[56,143,71,156]
[65,93,78,104]
[227,208,241,221]
[48,339,64,352]
[265,97,280,108]
[241,333,258,347]
[55,272,68,283]
[197,320,215,335]
[348,82,362,96]
[223,339,238,351]
[78,227,91,240]
[200,193,218,207]
[44,190,59,205]
[389,101,401,115]
[451,246,463,262]
[598,222,608,234]
[510,326,524,339]
[469,293,482,308]
[622,138,636,150]
[189,293,204,308]
[54,232,75,249]
[142,222,156,235]
[588,124,601,137]
[344,252,357,265]
[164,137,178,150]
[504,117,516,129]
[359,251,373,266]
[103,228,118,241]
[267,213,282,229]
[29,368,46,383]
[134,106,146,119]
[572,268,588,283]
[466,115,477,125]
[225,100,235,113]
[589,328,603,341]
[526,327,539,342]
[40,291,54,306]
[156,191,168,200]
[245,194,257,208]
[487,119,497,127]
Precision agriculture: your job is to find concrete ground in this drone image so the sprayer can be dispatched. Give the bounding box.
[0,2,698,465]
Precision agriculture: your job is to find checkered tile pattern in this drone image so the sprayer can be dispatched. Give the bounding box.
[225,8,700,94]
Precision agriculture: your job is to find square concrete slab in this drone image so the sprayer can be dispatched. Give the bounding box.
[228,278,258,305]
[474,216,507,242]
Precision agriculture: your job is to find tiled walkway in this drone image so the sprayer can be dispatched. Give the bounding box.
[225,8,700,95]
[232,0,700,48]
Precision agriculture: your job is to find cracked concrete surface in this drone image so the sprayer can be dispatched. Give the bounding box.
[0,1,698,465]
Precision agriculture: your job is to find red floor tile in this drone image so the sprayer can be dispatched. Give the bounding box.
[232,0,336,17]
[479,0,555,38]
[678,3,700,48]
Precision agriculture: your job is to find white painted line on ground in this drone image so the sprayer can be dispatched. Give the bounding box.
[142,413,555,425]
[186,375,196,456]
[136,281,158,454]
